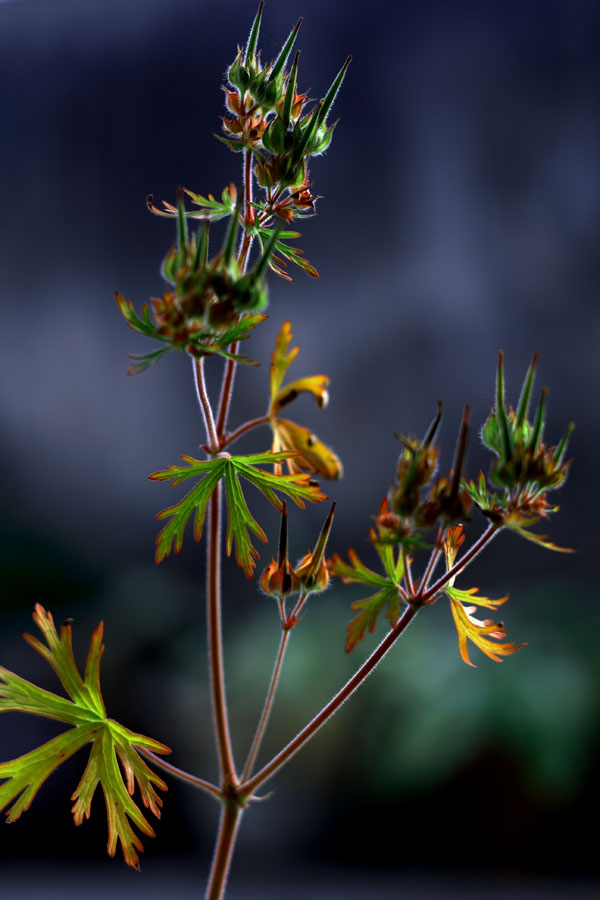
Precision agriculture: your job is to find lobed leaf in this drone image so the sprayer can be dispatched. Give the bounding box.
[151,452,326,576]
[505,515,573,553]
[345,584,403,653]
[0,606,170,868]
[449,597,526,667]
[446,585,508,611]
[330,548,405,652]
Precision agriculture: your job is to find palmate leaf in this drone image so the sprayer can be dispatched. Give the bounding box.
[146,184,238,221]
[0,606,170,869]
[267,321,342,480]
[504,509,573,553]
[150,451,327,577]
[257,228,319,280]
[331,535,405,652]
[448,596,526,667]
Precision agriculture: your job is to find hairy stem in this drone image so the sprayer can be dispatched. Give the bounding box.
[215,150,255,441]
[421,524,500,602]
[194,357,219,452]
[240,604,419,798]
[138,748,221,800]
[241,627,290,783]
[205,800,244,900]
[402,547,415,596]
[207,483,237,784]
[220,415,270,450]
[421,537,443,594]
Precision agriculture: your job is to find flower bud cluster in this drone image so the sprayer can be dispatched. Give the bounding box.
[482,351,573,494]
[223,4,351,201]
[383,404,472,543]
[149,193,279,356]
[260,503,335,629]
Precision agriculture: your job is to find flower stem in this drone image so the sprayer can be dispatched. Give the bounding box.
[138,747,221,800]
[240,603,419,798]
[421,524,500,602]
[205,800,244,900]
[241,627,290,783]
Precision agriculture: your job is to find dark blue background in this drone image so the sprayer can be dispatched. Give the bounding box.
[1,0,599,895]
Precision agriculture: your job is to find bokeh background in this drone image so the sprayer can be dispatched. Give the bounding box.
[1,0,599,896]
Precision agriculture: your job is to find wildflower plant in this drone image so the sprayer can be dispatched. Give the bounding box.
[0,6,574,898]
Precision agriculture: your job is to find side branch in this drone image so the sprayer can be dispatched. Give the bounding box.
[421,523,500,602]
[241,628,290,783]
[240,604,419,798]
[138,747,221,800]
[220,416,269,450]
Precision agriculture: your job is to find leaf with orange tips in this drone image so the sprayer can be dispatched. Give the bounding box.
[448,596,526,666]
[0,606,170,869]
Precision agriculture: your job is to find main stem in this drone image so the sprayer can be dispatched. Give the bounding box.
[207,483,237,784]
[215,150,254,442]
[204,147,255,900]
[205,801,244,900]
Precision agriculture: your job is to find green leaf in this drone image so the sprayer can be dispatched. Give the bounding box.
[0,606,170,869]
[184,184,238,218]
[504,512,573,553]
[257,228,319,280]
[151,452,327,576]
[115,293,164,341]
[330,547,405,652]
[127,346,173,375]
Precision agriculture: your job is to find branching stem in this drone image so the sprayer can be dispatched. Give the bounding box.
[421,524,500,602]
[241,627,290,783]
[220,415,270,450]
[240,603,419,798]
[138,748,221,800]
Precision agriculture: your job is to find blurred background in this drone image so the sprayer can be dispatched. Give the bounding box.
[1,0,599,896]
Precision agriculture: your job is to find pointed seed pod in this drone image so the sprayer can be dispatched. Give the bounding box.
[270,18,303,84]
[245,2,264,66]
[515,352,539,429]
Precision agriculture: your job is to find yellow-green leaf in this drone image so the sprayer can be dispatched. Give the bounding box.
[449,597,526,667]
[271,418,343,480]
[0,606,170,869]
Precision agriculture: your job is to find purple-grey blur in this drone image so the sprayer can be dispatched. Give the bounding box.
[1,0,599,896]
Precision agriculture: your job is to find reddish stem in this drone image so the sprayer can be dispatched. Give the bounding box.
[205,800,243,900]
[219,415,269,450]
[215,151,255,441]
[241,627,291,783]
[207,483,237,784]
[138,747,221,800]
[240,603,419,798]
[421,524,499,602]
